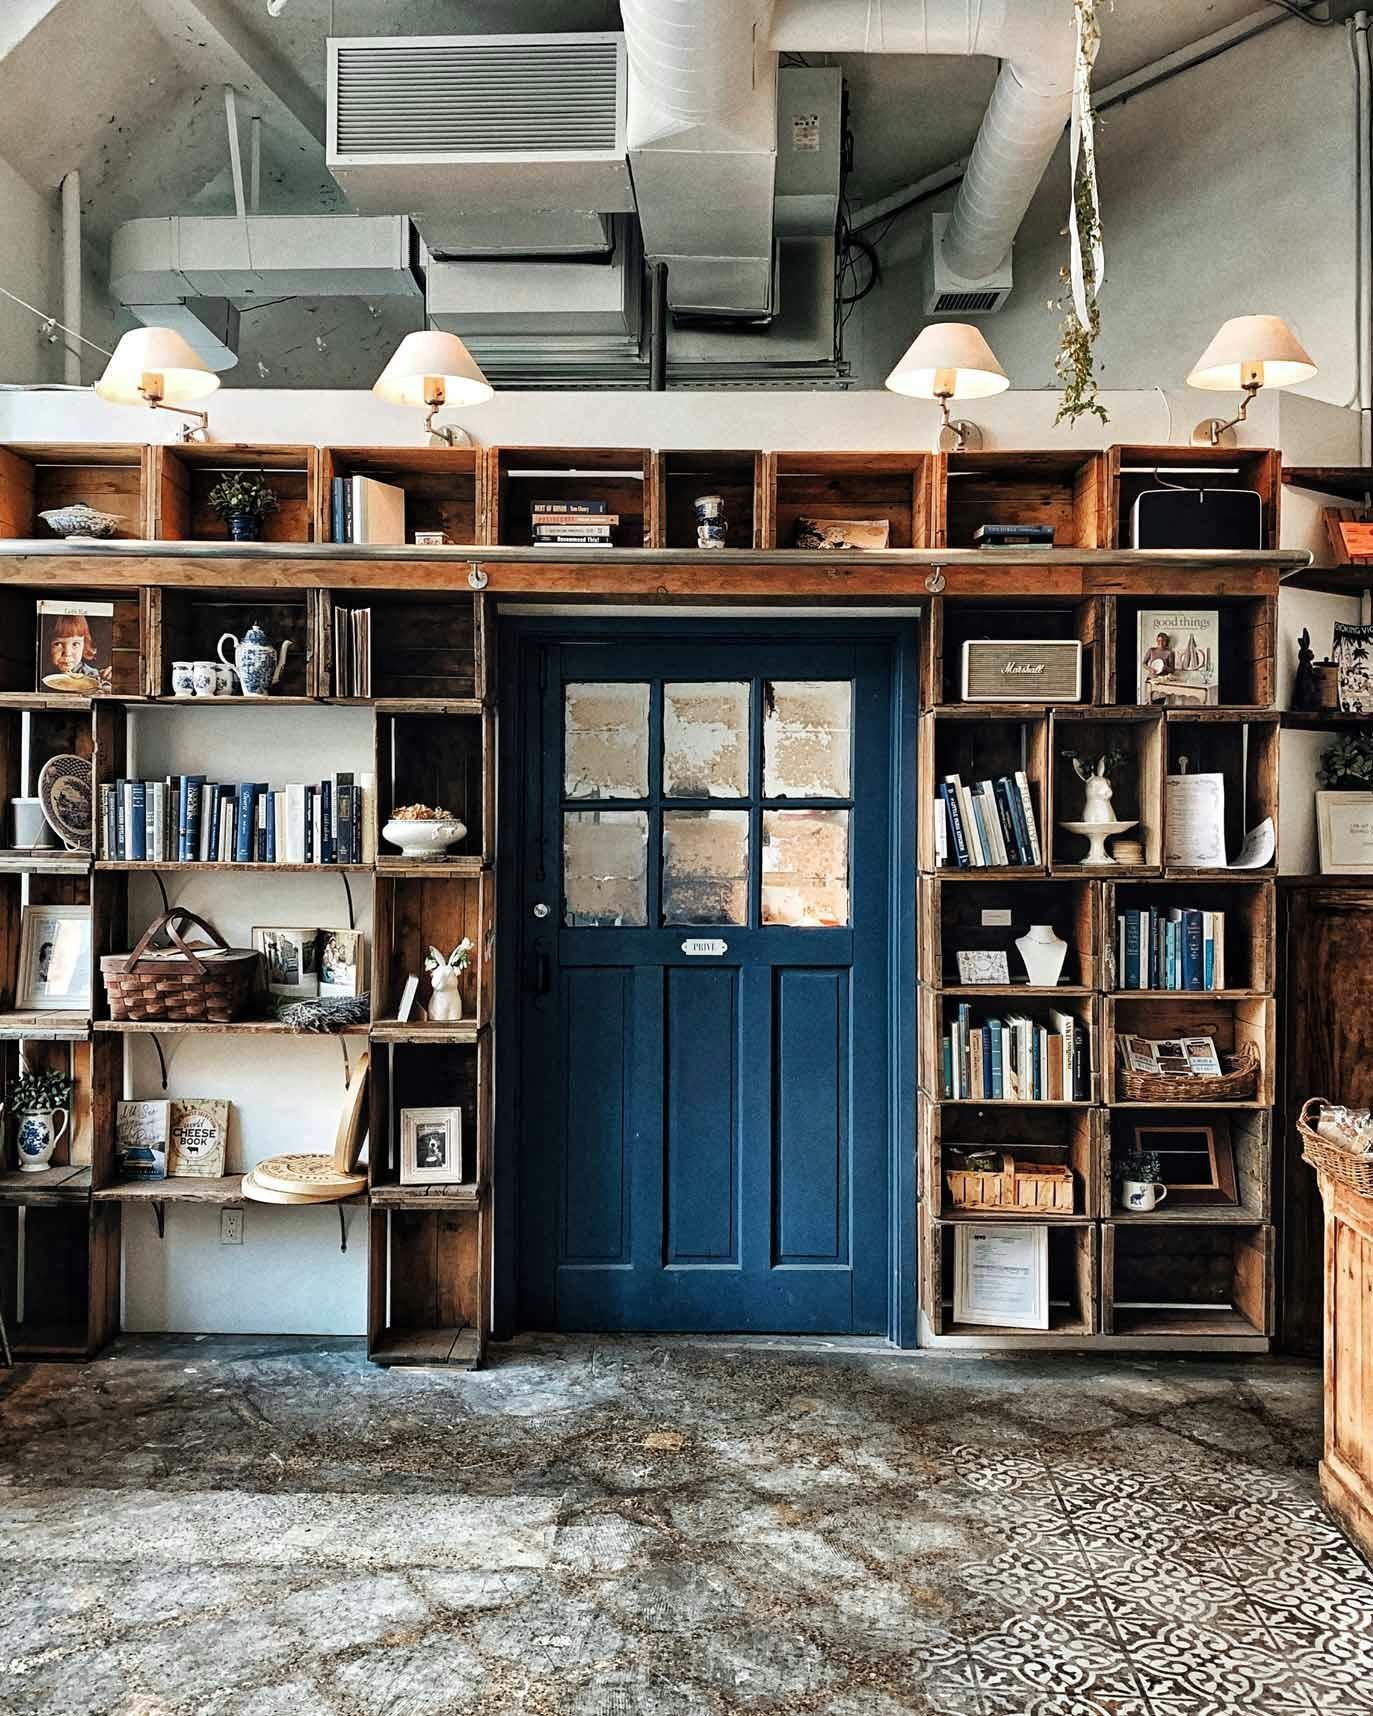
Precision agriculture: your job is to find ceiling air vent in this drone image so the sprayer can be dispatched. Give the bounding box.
[929,289,1005,315]
[327,33,634,222]
[921,213,1013,316]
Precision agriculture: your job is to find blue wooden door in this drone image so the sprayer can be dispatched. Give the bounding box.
[518,634,894,1334]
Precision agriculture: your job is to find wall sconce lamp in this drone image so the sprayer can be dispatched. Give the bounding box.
[372,330,493,446]
[884,322,1010,451]
[94,327,220,441]
[1186,314,1316,447]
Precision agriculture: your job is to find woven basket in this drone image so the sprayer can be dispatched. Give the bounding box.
[1298,1096,1373,1198]
[944,1152,1075,1215]
[1117,1044,1260,1104]
[101,907,260,1024]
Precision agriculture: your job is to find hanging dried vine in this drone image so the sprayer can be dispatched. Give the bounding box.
[1054,0,1106,427]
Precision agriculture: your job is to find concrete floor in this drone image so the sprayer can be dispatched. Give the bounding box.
[0,1336,1370,1716]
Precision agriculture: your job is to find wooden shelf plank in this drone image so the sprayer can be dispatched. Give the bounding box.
[0,849,91,874]
[1108,1204,1266,1225]
[96,861,371,873]
[373,857,484,878]
[1283,467,1373,504]
[0,1165,91,1203]
[0,1012,90,1041]
[370,1325,480,1367]
[369,1020,481,1045]
[369,1183,483,1210]
[1108,1305,1263,1337]
[1281,710,1373,728]
[1280,565,1372,595]
[95,1175,245,1203]
[141,695,322,707]
[94,1018,370,1036]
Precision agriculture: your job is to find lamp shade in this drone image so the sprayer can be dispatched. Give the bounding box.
[94,327,220,405]
[372,331,493,407]
[885,322,1010,401]
[1187,315,1316,392]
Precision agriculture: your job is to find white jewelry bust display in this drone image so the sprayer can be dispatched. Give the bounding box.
[1016,923,1068,987]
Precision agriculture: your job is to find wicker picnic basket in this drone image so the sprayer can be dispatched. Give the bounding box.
[944,1152,1075,1216]
[1298,1096,1373,1199]
[1118,1044,1259,1104]
[100,907,261,1024]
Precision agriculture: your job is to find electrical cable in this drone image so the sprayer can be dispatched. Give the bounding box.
[1267,0,1338,23]
[0,284,113,358]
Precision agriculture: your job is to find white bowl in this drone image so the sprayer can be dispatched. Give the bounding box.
[382,818,467,860]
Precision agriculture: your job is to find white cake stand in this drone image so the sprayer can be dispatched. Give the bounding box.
[1059,817,1139,866]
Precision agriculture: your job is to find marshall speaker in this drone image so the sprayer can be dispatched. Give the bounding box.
[962,640,1083,703]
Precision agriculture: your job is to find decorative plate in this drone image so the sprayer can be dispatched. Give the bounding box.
[38,504,121,539]
[240,1168,358,1204]
[253,1152,365,1196]
[37,753,93,851]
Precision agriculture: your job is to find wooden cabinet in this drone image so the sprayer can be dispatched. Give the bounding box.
[1320,1177,1373,1560]
[1279,882,1373,1355]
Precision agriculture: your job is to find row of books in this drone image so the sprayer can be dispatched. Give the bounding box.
[330,476,405,546]
[532,499,617,546]
[1116,908,1227,991]
[935,770,1043,868]
[941,1004,1090,1102]
[333,606,372,698]
[100,773,376,865]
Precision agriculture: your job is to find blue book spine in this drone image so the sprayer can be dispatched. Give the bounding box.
[1031,1026,1042,1102]
[937,782,969,868]
[184,777,205,863]
[941,1036,953,1099]
[265,792,276,865]
[352,787,362,866]
[988,1019,1004,1100]
[235,783,256,863]
[992,778,1023,864]
[1182,909,1204,991]
[331,477,346,544]
[1164,920,1177,989]
[1204,914,1216,991]
[130,781,147,862]
[1123,911,1142,990]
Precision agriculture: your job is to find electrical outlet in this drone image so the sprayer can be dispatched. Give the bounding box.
[220,1208,243,1245]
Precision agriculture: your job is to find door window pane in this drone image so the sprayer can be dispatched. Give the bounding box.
[564,810,649,926]
[762,809,849,926]
[564,682,650,800]
[662,810,749,925]
[763,681,852,799]
[663,682,750,798]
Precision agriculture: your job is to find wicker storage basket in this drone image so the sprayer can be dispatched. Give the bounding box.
[1118,1044,1259,1104]
[944,1152,1075,1215]
[101,907,260,1024]
[1298,1097,1373,1199]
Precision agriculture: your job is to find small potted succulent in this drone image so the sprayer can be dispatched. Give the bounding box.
[11,1065,73,1174]
[207,471,278,542]
[1113,1149,1166,1214]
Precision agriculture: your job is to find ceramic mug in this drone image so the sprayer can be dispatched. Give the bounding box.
[171,661,197,699]
[10,796,57,849]
[192,661,218,697]
[213,663,236,697]
[16,1107,68,1173]
[1120,1179,1168,1213]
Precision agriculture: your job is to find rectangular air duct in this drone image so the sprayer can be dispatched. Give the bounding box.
[327,33,635,219]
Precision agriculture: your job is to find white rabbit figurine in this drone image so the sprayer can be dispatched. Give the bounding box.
[425,941,472,1023]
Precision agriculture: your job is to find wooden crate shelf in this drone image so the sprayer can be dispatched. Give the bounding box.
[1104,878,1275,994]
[1107,445,1281,551]
[1109,594,1276,708]
[937,450,1106,550]
[1102,1108,1270,1223]
[1048,708,1164,873]
[919,1092,1101,1221]
[1162,713,1279,875]
[922,1205,1098,1338]
[322,589,479,701]
[654,450,765,550]
[769,451,933,550]
[1102,1220,1272,1338]
[926,593,1103,709]
[919,707,1050,875]
[150,444,318,544]
[0,1165,91,1203]
[0,444,148,541]
[921,874,1101,992]
[489,446,652,548]
[1103,993,1275,1108]
[148,585,313,698]
[319,446,480,547]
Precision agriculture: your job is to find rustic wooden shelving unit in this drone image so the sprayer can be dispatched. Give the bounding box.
[0,439,1307,1362]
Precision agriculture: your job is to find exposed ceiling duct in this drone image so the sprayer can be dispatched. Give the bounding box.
[768,0,1075,286]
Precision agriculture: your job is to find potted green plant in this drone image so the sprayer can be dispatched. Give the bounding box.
[207,471,278,542]
[1113,1149,1166,1213]
[1319,733,1373,791]
[11,1065,73,1173]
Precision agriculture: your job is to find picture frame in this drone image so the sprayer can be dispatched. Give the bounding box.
[167,1098,229,1179]
[953,1223,1049,1330]
[252,926,320,999]
[1131,1123,1237,1205]
[319,928,366,1000]
[17,904,91,1011]
[1317,791,1373,874]
[400,1106,464,1185]
[36,598,114,695]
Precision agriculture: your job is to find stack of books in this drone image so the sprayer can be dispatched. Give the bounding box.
[101,772,376,865]
[1116,906,1227,990]
[935,770,1042,868]
[333,606,372,698]
[331,475,405,545]
[531,500,616,545]
[941,1004,1089,1102]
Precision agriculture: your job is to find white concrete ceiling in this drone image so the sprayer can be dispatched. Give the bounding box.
[0,0,1295,385]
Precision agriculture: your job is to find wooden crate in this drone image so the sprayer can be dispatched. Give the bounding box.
[1048,707,1164,873]
[1106,445,1282,551]
[920,874,1101,992]
[768,452,934,549]
[0,586,143,697]
[936,450,1107,549]
[921,1204,1099,1338]
[1103,1219,1273,1337]
[371,870,489,1030]
[653,450,765,550]
[1162,712,1279,876]
[150,444,318,543]
[918,708,1050,875]
[0,444,148,541]
[375,707,489,861]
[928,593,1104,709]
[322,590,478,701]
[919,1092,1102,1219]
[1103,1108,1271,1222]
[1104,994,1275,1108]
[319,446,482,546]
[147,586,313,698]
[920,986,1096,1105]
[1104,878,1275,994]
[1109,594,1276,709]
[1320,1177,1373,1560]
[488,446,652,547]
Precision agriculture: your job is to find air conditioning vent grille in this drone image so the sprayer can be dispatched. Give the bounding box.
[931,289,1006,314]
[333,37,623,156]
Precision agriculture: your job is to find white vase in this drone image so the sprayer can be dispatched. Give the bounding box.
[1016,923,1068,988]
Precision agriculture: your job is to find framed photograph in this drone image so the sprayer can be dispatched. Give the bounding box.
[1317,791,1373,874]
[252,926,319,999]
[116,1099,171,1182]
[400,1106,464,1185]
[17,904,91,1011]
[37,598,114,694]
[1136,607,1219,707]
[1131,1123,1237,1205]
[953,1223,1049,1330]
[955,949,1011,985]
[167,1098,229,1179]
[319,928,366,1000]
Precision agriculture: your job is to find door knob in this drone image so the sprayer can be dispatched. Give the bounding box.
[532,902,550,919]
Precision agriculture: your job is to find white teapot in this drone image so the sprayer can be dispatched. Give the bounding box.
[217,623,292,698]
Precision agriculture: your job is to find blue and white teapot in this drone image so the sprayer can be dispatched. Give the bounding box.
[217,622,293,698]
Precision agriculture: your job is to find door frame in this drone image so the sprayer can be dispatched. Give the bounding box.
[493,612,919,1346]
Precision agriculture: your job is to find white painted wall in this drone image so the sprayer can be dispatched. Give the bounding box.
[0,150,57,385]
